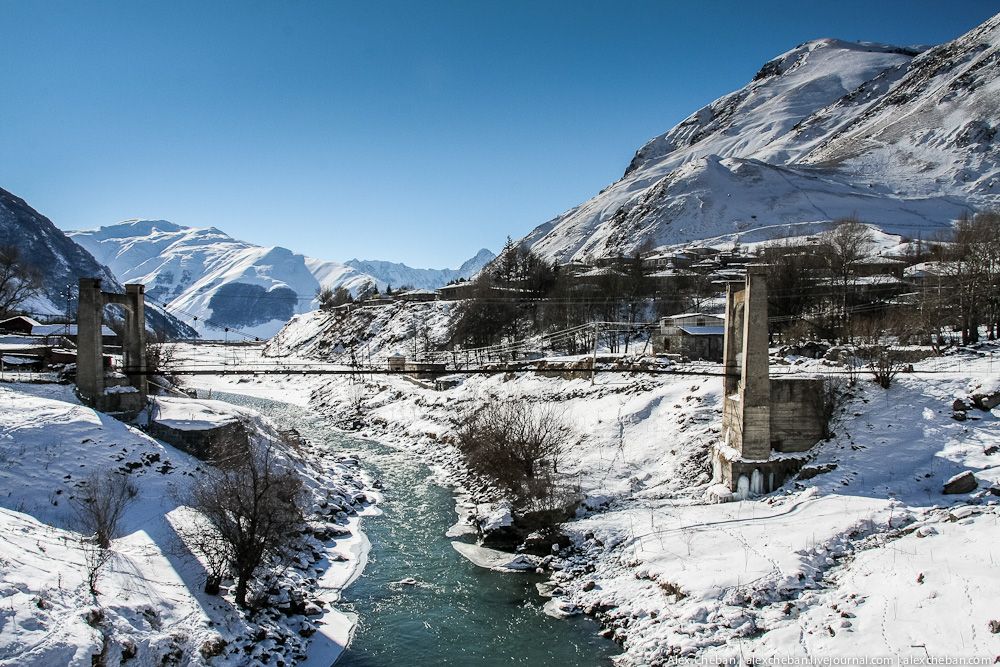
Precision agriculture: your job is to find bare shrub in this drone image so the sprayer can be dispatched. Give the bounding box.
[347,383,368,415]
[187,439,304,607]
[72,471,139,550]
[864,346,906,389]
[813,378,846,437]
[0,244,42,318]
[71,471,138,595]
[455,398,572,510]
[855,316,908,389]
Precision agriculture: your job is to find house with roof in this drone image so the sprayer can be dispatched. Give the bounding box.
[652,312,725,361]
[0,315,41,335]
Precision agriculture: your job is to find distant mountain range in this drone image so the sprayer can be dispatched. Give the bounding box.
[520,13,1000,261]
[68,220,493,338]
[0,188,196,339]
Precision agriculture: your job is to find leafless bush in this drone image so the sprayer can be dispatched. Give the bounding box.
[455,398,572,510]
[71,471,138,595]
[186,439,304,607]
[347,383,368,415]
[864,346,907,389]
[72,471,139,550]
[855,317,908,389]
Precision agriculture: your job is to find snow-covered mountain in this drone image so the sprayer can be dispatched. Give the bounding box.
[69,220,492,339]
[0,189,196,339]
[344,248,495,291]
[522,14,1000,262]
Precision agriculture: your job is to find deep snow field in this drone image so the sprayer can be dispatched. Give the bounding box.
[175,331,1000,664]
[0,380,374,666]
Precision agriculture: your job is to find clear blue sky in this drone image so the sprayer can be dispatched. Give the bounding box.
[2,1,997,267]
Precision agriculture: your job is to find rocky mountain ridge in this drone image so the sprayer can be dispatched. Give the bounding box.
[520,13,1000,262]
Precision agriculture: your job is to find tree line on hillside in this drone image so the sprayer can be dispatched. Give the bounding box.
[763,212,1000,346]
[447,211,1000,354]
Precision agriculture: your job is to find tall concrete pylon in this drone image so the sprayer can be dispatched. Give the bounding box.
[713,265,827,500]
[721,264,771,461]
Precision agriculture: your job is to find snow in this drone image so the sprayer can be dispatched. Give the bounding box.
[149,396,249,431]
[0,379,374,665]
[259,301,1000,664]
[450,542,539,572]
[519,15,1000,263]
[1,355,36,365]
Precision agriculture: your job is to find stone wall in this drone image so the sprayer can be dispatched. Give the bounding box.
[770,377,826,453]
[147,419,251,461]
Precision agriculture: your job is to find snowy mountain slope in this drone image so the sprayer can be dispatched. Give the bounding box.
[345,247,495,291]
[800,13,1000,196]
[0,381,372,666]
[522,14,1000,262]
[70,221,492,339]
[549,155,973,256]
[0,189,196,340]
[70,220,324,339]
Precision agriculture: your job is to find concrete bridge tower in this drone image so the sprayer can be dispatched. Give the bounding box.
[76,278,147,414]
[714,265,826,498]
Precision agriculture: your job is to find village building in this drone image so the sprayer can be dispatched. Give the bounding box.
[0,315,41,335]
[33,323,118,346]
[436,282,479,300]
[396,289,438,302]
[652,312,725,361]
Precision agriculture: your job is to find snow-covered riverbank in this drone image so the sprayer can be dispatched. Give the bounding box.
[0,379,375,666]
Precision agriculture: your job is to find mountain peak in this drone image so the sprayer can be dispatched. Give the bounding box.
[90,219,185,239]
[522,11,1000,264]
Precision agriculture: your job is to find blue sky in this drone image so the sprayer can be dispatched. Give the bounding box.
[2,1,997,267]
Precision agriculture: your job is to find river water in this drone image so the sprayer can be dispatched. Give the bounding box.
[209,391,619,666]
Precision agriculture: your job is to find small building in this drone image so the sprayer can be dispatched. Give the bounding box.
[1,354,44,371]
[855,255,906,278]
[33,323,118,346]
[436,282,478,301]
[387,353,407,372]
[653,312,725,361]
[0,315,41,335]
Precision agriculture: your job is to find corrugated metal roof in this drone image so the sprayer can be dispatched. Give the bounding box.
[32,324,117,337]
[678,326,725,336]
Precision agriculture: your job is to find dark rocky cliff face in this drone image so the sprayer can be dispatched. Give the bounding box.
[207,283,298,328]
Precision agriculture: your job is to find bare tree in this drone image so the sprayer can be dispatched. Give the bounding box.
[855,315,908,389]
[71,471,139,595]
[455,398,572,510]
[187,440,304,607]
[0,244,42,317]
[945,211,1000,343]
[819,218,874,340]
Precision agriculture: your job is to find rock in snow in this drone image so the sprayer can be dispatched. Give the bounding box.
[942,471,978,494]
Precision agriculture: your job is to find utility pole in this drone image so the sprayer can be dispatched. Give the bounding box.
[591,321,598,385]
